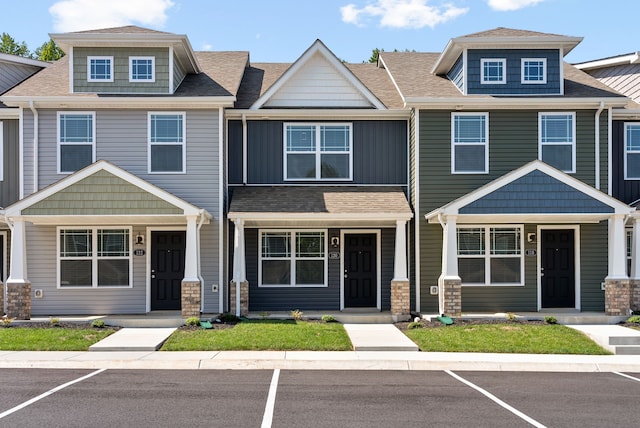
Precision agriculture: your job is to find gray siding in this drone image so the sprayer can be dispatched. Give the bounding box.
[229,120,408,185]
[173,51,186,92]
[612,120,640,204]
[73,47,170,94]
[0,61,41,93]
[0,119,19,207]
[23,108,222,314]
[466,49,561,95]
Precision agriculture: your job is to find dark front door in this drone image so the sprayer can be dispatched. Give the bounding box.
[541,229,575,308]
[344,233,377,308]
[151,231,185,311]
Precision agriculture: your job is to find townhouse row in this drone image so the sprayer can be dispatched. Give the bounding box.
[1,26,638,320]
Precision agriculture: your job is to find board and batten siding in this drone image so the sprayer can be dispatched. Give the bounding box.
[580,223,608,311]
[228,120,408,185]
[612,120,640,204]
[418,109,609,312]
[73,47,170,94]
[22,108,222,313]
[0,119,20,207]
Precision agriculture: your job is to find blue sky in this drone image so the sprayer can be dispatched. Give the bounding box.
[2,0,638,64]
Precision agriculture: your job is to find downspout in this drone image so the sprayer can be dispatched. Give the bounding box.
[242,113,247,185]
[608,107,613,196]
[594,101,604,190]
[197,209,206,313]
[29,101,38,194]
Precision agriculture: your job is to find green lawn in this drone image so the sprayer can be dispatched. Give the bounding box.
[161,320,353,351]
[0,327,115,351]
[404,323,611,354]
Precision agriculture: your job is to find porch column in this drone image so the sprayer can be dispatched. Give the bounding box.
[6,217,31,319]
[230,219,248,316]
[181,215,201,318]
[605,214,631,316]
[630,217,640,313]
[439,215,461,317]
[391,220,410,320]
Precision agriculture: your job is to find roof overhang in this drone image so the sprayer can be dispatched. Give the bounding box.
[0,96,236,109]
[0,53,50,68]
[612,107,640,120]
[9,214,195,226]
[574,52,640,71]
[404,97,629,110]
[225,108,410,120]
[0,107,20,119]
[432,35,583,75]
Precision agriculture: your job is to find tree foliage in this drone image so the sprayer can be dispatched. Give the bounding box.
[0,33,65,61]
[366,47,416,63]
[0,32,30,57]
[34,39,65,61]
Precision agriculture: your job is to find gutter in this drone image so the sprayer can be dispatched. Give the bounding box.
[29,101,38,194]
[242,113,247,185]
[595,101,604,190]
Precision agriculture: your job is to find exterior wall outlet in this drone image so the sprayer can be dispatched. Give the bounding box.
[601,282,606,291]
[430,286,438,295]
[34,289,44,298]
[212,284,219,293]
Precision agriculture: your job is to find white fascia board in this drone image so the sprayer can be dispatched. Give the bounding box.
[17,214,204,226]
[426,213,611,224]
[225,108,410,120]
[228,212,413,222]
[0,96,236,109]
[574,53,640,71]
[377,55,407,107]
[0,53,50,68]
[404,97,629,110]
[0,108,20,119]
[612,107,640,120]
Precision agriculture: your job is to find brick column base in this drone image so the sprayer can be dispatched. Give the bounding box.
[391,280,410,321]
[442,278,462,317]
[604,278,631,316]
[181,280,201,319]
[229,281,248,316]
[631,280,640,314]
[6,281,31,320]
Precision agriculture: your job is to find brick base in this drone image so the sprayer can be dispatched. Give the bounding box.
[631,280,640,313]
[391,280,410,320]
[6,281,31,320]
[605,279,631,316]
[0,282,4,315]
[181,280,201,319]
[229,281,248,316]
[442,278,462,317]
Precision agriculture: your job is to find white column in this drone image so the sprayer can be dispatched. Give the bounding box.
[443,215,459,279]
[183,215,199,282]
[607,214,628,280]
[232,219,246,317]
[7,217,28,283]
[393,220,408,281]
[631,217,640,280]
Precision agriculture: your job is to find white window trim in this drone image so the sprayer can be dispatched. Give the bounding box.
[521,58,547,84]
[624,122,640,180]
[283,122,353,181]
[0,121,3,181]
[258,229,328,288]
[480,58,506,84]
[538,112,576,174]
[457,225,525,287]
[129,56,156,82]
[57,226,133,289]
[57,111,96,174]
[87,56,114,82]
[451,112,489,174]
[148,112,187,174]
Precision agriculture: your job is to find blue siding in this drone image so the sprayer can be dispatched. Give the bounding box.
[447,55,464,92]
[460,170,614,214]
[612,120,640,204]
[466,49,561,95]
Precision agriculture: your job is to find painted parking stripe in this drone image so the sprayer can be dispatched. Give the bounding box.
[261,368,280,428]
[0,368,107,420]
[445,370,547,428]
[614,372,640,383]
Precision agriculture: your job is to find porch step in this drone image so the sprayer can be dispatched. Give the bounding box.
[567,325,640,355]
[343,324,419,351]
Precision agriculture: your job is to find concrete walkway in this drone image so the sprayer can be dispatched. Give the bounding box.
[88,328,177,352]
[343,324,419,351]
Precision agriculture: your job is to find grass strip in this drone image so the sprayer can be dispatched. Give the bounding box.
[0,328,115,351]
[161,320,352,351]
[404,323,611,354]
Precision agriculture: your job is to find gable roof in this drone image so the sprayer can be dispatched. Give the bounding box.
[249,40,386,110]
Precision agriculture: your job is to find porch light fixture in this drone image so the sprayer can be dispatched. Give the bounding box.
[331,236,340,248]
[527,233,536,243]
[135,234,145,246]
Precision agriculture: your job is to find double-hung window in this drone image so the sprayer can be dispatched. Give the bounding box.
[624,123,640,179]
[58,112,95,173]
[452,113,488,173]
[87,56,113,82]
[259,230,327,287]
[522,58,546,84]
[539,112,576,173]
[284,123,352,180]
[130,56,155,82]
[481,58,506,84]
[457,226,523,286]
[149,112,186,173]
[58,227,131,288]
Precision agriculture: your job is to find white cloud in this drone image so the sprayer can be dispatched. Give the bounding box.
[49,0,175,32]
[201,43,213,51]
[341,0,468,29]
[486,0,544,11]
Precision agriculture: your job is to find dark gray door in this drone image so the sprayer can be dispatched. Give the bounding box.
[151,231,185,310]
[344,234,377,308]
[541,229,575,308]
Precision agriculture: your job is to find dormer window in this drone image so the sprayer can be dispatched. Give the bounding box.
[87,56,113,82]
[130,56,155,82]
[522,58,547,84]
[481,58,506,84]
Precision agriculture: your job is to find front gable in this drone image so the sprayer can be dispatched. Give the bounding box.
[251,40,384,109]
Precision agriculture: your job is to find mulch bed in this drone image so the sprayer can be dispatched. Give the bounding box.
[0,322,120,330]
[394,318,545,331]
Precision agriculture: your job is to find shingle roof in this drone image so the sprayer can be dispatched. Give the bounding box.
[67,25,173,35]
[228,186,412,217]
[461,27,571,39]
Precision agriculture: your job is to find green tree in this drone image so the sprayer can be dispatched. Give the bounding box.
[366,47,417,63]
[0,32,30,57]
[34,39,65,61]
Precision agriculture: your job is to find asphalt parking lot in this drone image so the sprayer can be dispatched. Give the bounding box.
[1,369,638,427]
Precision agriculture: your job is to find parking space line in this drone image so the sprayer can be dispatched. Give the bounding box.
[0,368,107,420]
[614,372,640,383]
[445,370,546,428]
[261,368,280,428]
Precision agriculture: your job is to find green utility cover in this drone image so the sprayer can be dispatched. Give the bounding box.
[200,321,213,329]
[437,316,453,325]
